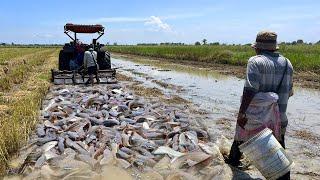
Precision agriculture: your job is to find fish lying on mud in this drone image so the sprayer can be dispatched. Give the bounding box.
[7,82,232,179]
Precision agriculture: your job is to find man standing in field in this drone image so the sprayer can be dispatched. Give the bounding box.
[226,31,293,179]
[84,47,99,85]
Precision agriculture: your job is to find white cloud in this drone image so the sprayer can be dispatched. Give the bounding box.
[33,34,55,38]
[144,16,171,32]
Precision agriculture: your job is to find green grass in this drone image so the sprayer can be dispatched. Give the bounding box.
[107,45,320,72]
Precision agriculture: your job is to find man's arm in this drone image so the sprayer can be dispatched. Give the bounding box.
[237,88,257,128]
[83,52,87,69]
[238,58,260,128]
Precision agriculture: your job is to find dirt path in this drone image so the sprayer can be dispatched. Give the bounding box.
[112,53,320,90]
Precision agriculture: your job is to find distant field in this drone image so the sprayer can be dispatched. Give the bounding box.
[107,45,320,72]
[0,47,59,173]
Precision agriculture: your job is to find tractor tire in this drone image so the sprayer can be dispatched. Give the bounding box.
[105,51,111,69]
[97,51,111,70]
[59,50,72,71]
[58,50,65,70]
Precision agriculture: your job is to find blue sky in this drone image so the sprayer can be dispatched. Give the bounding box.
[1,0,319,44]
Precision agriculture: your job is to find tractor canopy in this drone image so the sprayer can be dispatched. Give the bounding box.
[64,23,104,34]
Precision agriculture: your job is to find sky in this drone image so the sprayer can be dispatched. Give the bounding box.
[0,0,319,45]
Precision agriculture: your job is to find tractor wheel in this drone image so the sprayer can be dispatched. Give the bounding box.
[59,50,72,71]
[97,51,111,70]
[105,51,111,69]
[58,50,65,70]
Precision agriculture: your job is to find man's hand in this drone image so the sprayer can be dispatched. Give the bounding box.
[237,113,247,129]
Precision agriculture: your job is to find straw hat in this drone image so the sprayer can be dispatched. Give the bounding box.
[251,31,279,50]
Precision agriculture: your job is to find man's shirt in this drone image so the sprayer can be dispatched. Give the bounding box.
[84,51,98,68]
[244,51,293,127]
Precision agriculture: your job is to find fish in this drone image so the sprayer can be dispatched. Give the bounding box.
[128,101,144,110]
[41,141,58,152]
[140,141,158,150]
[153,139,166,146]
[121,133,131,147]
[93,144,106,160]
[34,154,46,169]
[185,131,199,146]
[120,147,135,155]
[132,147,154,158]
[36,125,46,137]
[43,120,61,131]
[144,132,165,139]
[117,158,131,169]
[179,133,187,146]
[103,119,120,127]
[36,136,57,146]
[67,131,80,140]
[100,148,114,165]
[135,154,157,167]
[26,82,218,174]
[153,146,185,158]
[116,149,132,160]
[142,122,150,130]
[172,134,180,151]
[77,154,98,169]
[65,137,90,156]
[57,137,65,153]
[198,143,213,155]
[44,150,59,160]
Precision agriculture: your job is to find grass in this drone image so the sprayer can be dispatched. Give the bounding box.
[107,45,320,73]
[0,47,59,174]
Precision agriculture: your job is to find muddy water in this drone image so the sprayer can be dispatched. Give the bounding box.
[112,56,320,134]
[112,55,320,179]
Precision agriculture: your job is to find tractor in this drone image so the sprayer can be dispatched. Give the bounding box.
[51,23,116,84]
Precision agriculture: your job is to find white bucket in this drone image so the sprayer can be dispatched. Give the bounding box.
[239,128,294,180]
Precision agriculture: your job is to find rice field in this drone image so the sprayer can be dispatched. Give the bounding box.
[107,45,320,72]
[0,47,59,173]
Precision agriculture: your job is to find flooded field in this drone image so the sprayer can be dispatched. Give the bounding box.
[4,54,320,180]
[112,55,320,179]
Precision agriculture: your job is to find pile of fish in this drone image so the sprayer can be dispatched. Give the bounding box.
[12,83,231,179]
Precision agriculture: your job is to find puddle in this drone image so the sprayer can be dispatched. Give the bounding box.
[112,56,320,136]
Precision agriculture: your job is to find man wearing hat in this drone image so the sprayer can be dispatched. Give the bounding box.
[84,47,99,85]
[226,31,293,179]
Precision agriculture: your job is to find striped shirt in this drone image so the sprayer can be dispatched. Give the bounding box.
[244,51,293,128]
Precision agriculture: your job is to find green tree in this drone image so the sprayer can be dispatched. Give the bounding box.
[297,39,304,44]
[195,41,201,46]
[202,39,207,45]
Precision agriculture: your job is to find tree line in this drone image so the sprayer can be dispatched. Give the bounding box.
[112,39,320,46]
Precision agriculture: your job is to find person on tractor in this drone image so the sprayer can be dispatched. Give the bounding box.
[84,47,99,85]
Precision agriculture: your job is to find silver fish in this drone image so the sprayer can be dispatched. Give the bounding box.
[57,137,65,153]
[65,137,90,156]
[121,133,131,147]
[36,125,46,137]
[185,131,198,146]
[153,146,185,158]
[42,141,58,152]
[116,149,132,160]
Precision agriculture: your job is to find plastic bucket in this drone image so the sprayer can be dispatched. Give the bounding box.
[239,128,294,180]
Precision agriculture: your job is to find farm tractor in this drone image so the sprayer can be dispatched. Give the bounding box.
[51,23,116,84]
